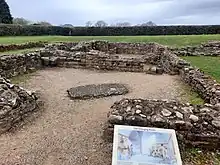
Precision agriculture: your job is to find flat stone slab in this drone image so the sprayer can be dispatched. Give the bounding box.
[67,83,129,99]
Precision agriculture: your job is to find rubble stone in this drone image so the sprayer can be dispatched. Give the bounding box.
[171,41,220,57]
[104,98,220,149]
[0,77,39,135]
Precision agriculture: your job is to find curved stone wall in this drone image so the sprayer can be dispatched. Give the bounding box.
[0,77,39,134]
[104,98,220,149]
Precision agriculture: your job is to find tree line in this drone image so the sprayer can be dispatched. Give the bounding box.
[0,0,156,27]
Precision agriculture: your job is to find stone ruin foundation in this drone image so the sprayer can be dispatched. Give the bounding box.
[0,77,40,134]
[0,40,219,152]
[103,98,220,150]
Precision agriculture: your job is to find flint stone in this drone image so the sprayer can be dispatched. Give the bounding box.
[212,120,220,129]
[181,106,193,113]
[140,114,147,118]
[150,66,157,73]
[215,90,220,96]
[136,105,143,109]
[189,115,199,122]
[214,103,220,111]
[41,57,50,66]
[175,111,183,119]
[200,107,211,113]
[108,115,123,124]
[161,109,172,117]
[126,106,131,112]
[136,110,142,114]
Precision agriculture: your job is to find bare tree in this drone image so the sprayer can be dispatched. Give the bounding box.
[140,21,156,26]
[13,17,30,25]
[34,21,52,26]
[94,20,108,27]
[85,21,93,27]
[61,24,73,27]
[115,22,131,27]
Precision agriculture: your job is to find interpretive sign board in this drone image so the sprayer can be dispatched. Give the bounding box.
[112,125,182,165]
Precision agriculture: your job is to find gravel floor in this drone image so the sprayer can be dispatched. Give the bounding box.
[0,68,186,165]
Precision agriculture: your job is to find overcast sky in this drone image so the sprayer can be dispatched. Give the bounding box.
[6,0,220,26]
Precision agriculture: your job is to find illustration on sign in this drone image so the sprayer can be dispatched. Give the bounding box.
[112,125,182,165]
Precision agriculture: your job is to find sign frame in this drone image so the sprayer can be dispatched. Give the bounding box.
[112,125,182,165]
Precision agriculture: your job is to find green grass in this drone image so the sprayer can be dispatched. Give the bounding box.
[0,48,41,55]
[182,56,220,82]
[1,35,220,47]
[178,81,204,105]
[183,148,220,165]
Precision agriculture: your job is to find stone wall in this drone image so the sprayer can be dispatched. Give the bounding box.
[171,41,220,56]
[0,52,42,78]
[0,77,39,134]
[0,41,47,52]
[1,40,220,139]
[180,67,220,105]
[40,49,146,72]
[104,98,220,149]
[40,41,190,75]
[0,40,218,104]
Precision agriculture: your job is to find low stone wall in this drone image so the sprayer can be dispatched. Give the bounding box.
[0,40,218,104]
[40,41,190,75]
[0,41,47,52]
[0,77,39,134]
[171,41,220,56]
[180,67,220,105]
[0,52,42,78]
[40,49,146,72]
[104,98,220,149]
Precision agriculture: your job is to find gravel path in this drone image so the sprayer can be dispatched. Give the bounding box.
[0,68,186,165]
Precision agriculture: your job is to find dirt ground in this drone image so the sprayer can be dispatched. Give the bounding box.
[0,68,187,165]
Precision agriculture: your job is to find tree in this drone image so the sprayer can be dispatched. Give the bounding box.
[61,24,73,27]
[85,21,93,27]
[13,17,30,25]
[115,22,131,27]
[140,21,156,26]
[94,20,108,27]
[0,0,13,24]
[35,21,52,26]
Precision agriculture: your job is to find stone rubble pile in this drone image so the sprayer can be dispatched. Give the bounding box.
[0,77,39,134]
[171,41,220,56]
[104,98,220,149]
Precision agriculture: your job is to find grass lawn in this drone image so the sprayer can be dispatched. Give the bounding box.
[182,56,220,82]
[0,35,220,47]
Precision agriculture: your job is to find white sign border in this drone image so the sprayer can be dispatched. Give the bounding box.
[112,125,182,165]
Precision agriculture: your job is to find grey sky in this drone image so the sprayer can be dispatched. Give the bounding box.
[6,0,220,25]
